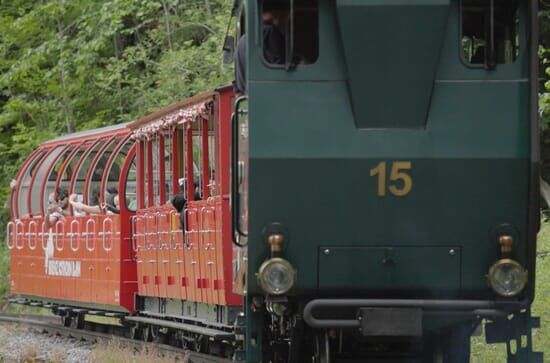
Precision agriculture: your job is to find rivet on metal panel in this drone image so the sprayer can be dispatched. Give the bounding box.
[323,248,330,256]
[449,249,456,256]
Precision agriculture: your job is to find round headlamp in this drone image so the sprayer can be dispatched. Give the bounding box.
[257,258,296,295]
[488,259,528,297]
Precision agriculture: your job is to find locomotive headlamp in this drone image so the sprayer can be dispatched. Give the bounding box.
[488,259,528,297]
[257,258,296,295]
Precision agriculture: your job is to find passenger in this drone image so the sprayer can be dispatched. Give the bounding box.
[45,188,70,229]
[234,0,288,94]
[69,187,120,215]
[169,178,187,214]
[69,189,101,215]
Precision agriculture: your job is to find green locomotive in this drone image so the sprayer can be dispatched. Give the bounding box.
[229,0,543,361]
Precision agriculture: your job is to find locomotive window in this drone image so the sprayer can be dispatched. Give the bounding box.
[259,0,319,66]
[17,150,47,217]
[461,0,519,66]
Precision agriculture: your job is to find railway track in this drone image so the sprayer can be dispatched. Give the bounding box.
[0,312,230,363]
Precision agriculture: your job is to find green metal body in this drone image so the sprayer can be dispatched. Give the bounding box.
[241,0,535,361]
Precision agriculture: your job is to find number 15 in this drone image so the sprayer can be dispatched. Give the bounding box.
[369,161,413,197]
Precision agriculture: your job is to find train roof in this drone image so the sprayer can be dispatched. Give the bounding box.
[128,91,216,131]
[43,122,132,145]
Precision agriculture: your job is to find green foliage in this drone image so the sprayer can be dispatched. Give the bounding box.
[0,0,233,227]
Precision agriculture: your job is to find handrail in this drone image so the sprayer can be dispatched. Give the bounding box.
[54,220,64,251]
[131,215,143,253]
[200,206,215,251]
[6,221,15,250]
[86,219,96,252]
[40,222,48,250]
[15,220,24,250]
[102,217,113,252]
[28,220,38,250]
[184,207,198,250]
[70,219,80,252]
[169,210,179,249]
[156,212,165,250]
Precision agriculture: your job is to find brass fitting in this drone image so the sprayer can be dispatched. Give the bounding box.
[498,235,513,256]
[268,233,284,256]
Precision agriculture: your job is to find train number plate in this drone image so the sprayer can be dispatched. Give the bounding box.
[358,308,422,337]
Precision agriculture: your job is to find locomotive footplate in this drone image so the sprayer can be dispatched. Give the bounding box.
[357,308,422,337]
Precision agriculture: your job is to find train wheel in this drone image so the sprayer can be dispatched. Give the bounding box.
[314,332,330,363]
[70,314,84,330]
[141,324,152,342]
[62,314,72,327]
[150,325,160,342]
[128,324,139,340]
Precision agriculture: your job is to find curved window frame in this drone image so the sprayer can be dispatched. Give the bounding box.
[68,138,104,212]
[119,145,137,213]
[12,148,47,219]
[40,144,77,216]
[82,136,118,205]
[27,145,67,217]
[100,135,132,204]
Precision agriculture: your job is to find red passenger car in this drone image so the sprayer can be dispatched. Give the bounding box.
[8,86,243,348]
[8,123,136,313]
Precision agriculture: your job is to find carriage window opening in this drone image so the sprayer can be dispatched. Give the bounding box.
[461,0,519,66]
[17,150,47,217]
[143,140,149,208]
[259,0,319,66]
[125,155,137,212]
[193,121,203,200]
[29,146,65,216]
[43,146,75,213]
[73,141,105,210]
[57,147,86,205]
[164,132,173,200]
[177,125,186,198]
[106,139,131,196]
[152,136,161,205]
[87,138,120,204]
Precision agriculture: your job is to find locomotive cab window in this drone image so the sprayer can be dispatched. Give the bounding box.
[259,0,319,66]
[461,0,519,67]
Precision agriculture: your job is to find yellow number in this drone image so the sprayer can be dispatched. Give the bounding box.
[388,161,413,196]
[369,161,386,196]
[370,161,413,197]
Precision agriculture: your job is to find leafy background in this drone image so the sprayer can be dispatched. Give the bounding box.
[0,0,233,230]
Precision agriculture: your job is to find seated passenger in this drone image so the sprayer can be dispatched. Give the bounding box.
[45,188,70,229]
[69,187,120,215]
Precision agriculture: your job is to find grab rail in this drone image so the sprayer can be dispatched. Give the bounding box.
[40,222,48,250]
[102,217,113,252]
[169,210,180,249]
[6,221,15,250]
[54,220,64,251]
[86,219,96,252]
[28,220,38,250]
[15,220,24,250]
[70,219,80,252]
